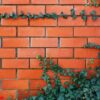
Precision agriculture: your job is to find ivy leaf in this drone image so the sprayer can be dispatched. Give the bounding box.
[57,94,64,100]
[71,9,77,19]
[80,10,87,21]
[90,10,97,20]
[60,12,68,19]
[27,12,32,19]
[51,13,58,19]
[38,13,45,18]
[10,12,18,19]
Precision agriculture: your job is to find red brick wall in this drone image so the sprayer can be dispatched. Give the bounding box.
[0,0,100,99]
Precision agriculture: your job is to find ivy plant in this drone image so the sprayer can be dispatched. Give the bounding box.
[0,9,99,21]
[23,55,100,100]
[85,43,100,59]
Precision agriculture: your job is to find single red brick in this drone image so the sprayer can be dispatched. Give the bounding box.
[0,69,16,79]
[61,38,87,47]
[0,49,16,58]
[2,80,29,89]
[46,5,73,14]
[0,90,16,100]
[0,27,16,37]
[60,0,85,4]
[2,0,30,4]
[18,70,43,79]
[58,17,85,26]
[74,27,100,37]
[58,59,85,69]
[31,0,58,4]
[30,80,46,89]
[0,6,16,13]
[88,38,100,45]
[3,38,29,47]
[30,19,57,26]
[30,59,41,68]
[31,38,58,47]
[18,27,45,37]
[86,59,100,68]
[75,48,99,58]
[46,27,73,37]
[18,48,44,58]
[46,48,73,58]
[87,17,100,26]
[75,6,100,15]
[1,18,28,26]
[18,6,45,14]
[2,59,29,68]
[30,59,57,68]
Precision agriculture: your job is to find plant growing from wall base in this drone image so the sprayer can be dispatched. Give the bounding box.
[25,55,100,100]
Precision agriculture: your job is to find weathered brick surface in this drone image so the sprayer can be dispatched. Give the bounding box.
[0,0,100,99]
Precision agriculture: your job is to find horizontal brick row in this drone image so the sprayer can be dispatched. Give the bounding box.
[1,18,100,26]
[0,48,99,58]
[0,27,100,37]
[2,37,100,48]
[1,58,100,69]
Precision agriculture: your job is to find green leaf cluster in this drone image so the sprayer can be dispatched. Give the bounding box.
[0,9,100,21]
[26,55,100,100]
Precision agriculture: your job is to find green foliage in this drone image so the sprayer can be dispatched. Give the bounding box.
[85,0,99,7]
[0,9,99,21]
[26,55,100,100]
[85,43,100,59]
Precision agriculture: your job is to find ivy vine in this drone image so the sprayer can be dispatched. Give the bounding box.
[24,55,100,100]
[86,0,100,7]
[0,9,100,21]
[84,43,100,59]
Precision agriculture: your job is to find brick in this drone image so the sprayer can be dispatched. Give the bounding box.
[3,38,29,47]
[31,0,58,4]
[0,90,16,100]
[46,48,73,58]
[46,6,73,14]
[30,59,57,68]
[0,27,16,37]
[18,70,43,79]
[1,18,28,26]
[58,59,85,69]
[18,6,45,14]
[60,38,87,47]
[58,17,85,26]
[18,48,44,58]
[18,90,40,100]
[74,27,100,37]
[2,59,29,68]
[30,80,46,89]
[86,59,100,68]
[2,0,30,4]
[0,49,16,58]
[75,6,100,15]
[88,38,100,45]
[31,38,58,47]
[60,0,85,4]
[0,69,16,79]
[18,27,45,37]
[2,80,29,89]
[0,6,16,13]
[75,48,99,58]
[46,27,73,37]
[87,17,100,26]
[30,19,57,26]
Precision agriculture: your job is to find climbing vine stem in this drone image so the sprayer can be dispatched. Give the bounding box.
[0,9,100,21]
